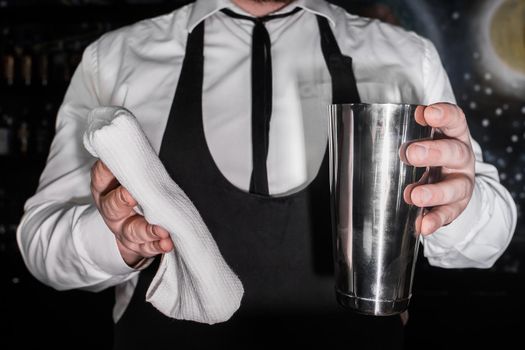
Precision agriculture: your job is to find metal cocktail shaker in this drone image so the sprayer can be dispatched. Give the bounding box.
[328,103,433,316]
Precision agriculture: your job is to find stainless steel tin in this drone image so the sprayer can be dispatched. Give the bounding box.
[328,103,433,316]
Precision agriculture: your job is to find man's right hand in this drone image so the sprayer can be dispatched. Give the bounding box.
[90,160,174,267]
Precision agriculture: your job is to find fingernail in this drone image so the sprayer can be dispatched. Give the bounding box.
[427,106,443,120]
[409,144,428,161]
[418,187,432,204]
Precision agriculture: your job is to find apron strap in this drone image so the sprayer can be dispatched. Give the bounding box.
[317,16,361,104]
[159,22,205,160]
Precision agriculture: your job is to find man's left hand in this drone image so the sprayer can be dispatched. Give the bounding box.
[403,103,476,235]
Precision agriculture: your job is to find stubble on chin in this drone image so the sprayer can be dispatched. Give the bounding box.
[251,0,296,3]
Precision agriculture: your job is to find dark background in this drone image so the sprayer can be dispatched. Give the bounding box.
[0,0,523,349]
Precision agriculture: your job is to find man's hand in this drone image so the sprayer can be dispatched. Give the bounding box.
[403,103,476,236]
[90,160,174,266]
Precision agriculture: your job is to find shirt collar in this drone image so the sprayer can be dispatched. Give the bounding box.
[187,0,336,32]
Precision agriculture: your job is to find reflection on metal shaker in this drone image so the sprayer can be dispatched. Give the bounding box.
[328,103,434,316]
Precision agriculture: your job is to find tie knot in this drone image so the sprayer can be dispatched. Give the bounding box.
[221,7,302,24]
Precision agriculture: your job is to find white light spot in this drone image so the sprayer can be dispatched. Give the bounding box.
[503,104,509,110]
[464,73,471,80]
[516,173,523,181]
[474,84,481,92]
[484,73,492,80]
[473,52,480,60]
[506,146,513,153]
[11,277,20,284]
[521,106,525,114]
[495,108,503,116]
[485,87,493,95]
[482,118,490,127]
[452,11,460,20]
[470,101,477,109]
[500,173,507,180]
[511,135,519,142]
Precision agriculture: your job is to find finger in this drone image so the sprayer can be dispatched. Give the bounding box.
[158,239,174,253]
[414,105,427,126]
[153,225,171,240]
[90,160,119,196]
[100,186,137,222]
[424,103,470,143]
[139,239,174,257]
[116,237,142,255]
[405,139,473,169]
[118,237,174,258]
[409,173,473,207]
[121,215,163,244]
[420,202,466,235]
[403,169,433,205]
[403,183,417,205]
[118,237,164,259]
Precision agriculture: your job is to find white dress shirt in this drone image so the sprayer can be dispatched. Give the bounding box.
[16,0,517,322]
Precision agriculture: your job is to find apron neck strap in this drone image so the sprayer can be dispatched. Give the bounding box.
[184,16,360,105]
[317,16,361,104]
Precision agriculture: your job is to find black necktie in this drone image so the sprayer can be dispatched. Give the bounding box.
[221,7,303,196]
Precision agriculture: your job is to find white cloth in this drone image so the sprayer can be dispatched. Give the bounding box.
[83,106,243,324]
[16,0,517,323]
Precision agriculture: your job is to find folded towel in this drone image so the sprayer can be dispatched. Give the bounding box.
[83,106,244,324]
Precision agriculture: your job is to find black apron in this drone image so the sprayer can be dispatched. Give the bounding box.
[114,15,404,349]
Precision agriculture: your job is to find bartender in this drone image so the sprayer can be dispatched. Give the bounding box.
[17,0,517,348]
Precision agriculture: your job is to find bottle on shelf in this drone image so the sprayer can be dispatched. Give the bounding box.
[0,111,15,156]
[16,107,31,156]
[2,53,15,86]
[1,32,16,87]
[20,46,34,87]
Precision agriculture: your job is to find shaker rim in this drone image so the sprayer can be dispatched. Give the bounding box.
[328,102,424,108]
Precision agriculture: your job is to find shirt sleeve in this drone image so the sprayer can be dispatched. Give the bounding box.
[419,37,518,268]
[16,41,140,292]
